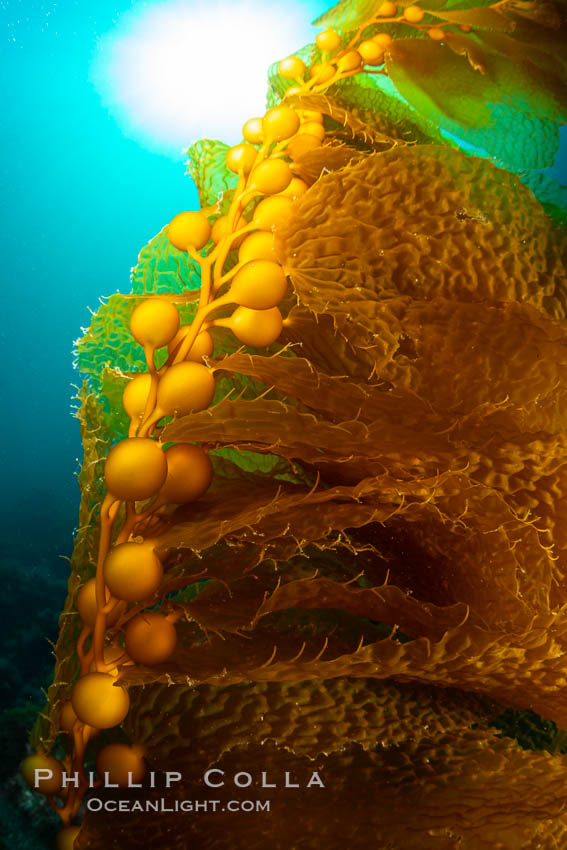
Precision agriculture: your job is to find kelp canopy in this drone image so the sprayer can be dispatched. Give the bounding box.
[32,0,567,846]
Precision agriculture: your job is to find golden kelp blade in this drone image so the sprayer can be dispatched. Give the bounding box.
[81,680,567,850]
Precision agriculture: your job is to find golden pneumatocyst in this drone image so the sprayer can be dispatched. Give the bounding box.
[104,438,168,501]
[71,672,130,729]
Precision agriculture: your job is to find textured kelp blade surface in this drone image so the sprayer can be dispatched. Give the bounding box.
[77,680,567,850]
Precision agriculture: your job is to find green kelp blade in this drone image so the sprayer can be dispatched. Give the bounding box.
[475,28,567,100]
[312,0,386,31]
[331,72,448,145]
[313,0,507,29]
[132,228,201,295]
[185,138,239,211]
[433,6,515,30]
[386,38,562,170]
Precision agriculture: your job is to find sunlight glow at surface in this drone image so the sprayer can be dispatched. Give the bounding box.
[91,0,323,157]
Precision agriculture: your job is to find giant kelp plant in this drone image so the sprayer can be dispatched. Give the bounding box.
[23,0,567,847]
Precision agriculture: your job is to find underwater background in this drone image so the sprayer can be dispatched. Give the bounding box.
[2,0,567,847]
